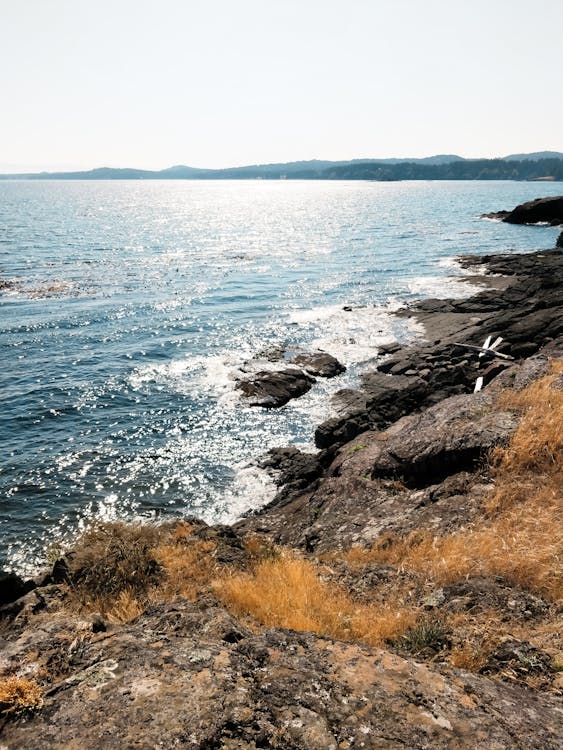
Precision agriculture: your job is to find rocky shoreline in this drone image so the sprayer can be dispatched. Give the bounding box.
[235,246,563,550]
[1,201,562,748]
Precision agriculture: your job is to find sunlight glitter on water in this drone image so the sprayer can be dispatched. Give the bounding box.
[1,179,561,573]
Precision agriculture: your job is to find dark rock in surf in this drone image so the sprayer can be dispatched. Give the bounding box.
[290,351,346,378]
[556,231,563,248]
[258,446,329,504]
[236,368,315,408]
[484,196,563,225]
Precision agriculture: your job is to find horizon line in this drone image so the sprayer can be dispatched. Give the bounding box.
[3,150,563,177]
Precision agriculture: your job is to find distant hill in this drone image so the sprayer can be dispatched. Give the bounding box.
[321,158,563,182]
[0,153,562,181]
[349,154,466,166]
[503,151,563,161]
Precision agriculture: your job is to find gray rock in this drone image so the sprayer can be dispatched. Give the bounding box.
[236,368,315,408]
[2,600,561,749]
[291,351,346,378]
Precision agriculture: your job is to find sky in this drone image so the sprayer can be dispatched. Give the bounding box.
[1,0,563,172]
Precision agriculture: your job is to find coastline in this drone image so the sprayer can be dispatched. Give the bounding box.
[1,238,562,747]
[232,246,563,552]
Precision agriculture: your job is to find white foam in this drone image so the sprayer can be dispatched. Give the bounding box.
[407,274,486,299]
[212,464,278,524]
[128,352,241,396]
[286,303,419,367]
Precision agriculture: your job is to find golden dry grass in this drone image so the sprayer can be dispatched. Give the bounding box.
[488,358,563,514]
[0,676,43,716]
[343,360,563,601]
[153,537,220,601]
[213,551,417,646]
[66,521,225,621]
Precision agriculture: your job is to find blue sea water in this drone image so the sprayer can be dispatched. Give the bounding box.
[1,179,561,574]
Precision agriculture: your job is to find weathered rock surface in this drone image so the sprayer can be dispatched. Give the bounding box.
[314,249,563,449]
[236,368,316,408]
[1,600,561,749]
[290,351,346,378]
[238,381,521,551]
[483,195,563,225]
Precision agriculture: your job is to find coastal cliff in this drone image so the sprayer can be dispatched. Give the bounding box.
[1,221,562,747]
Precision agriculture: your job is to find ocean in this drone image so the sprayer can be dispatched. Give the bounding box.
[1,179,561,574]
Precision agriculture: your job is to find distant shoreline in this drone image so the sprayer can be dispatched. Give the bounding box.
[2,153,563,182]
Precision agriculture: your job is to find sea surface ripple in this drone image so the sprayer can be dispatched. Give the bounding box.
[1,179,560,573]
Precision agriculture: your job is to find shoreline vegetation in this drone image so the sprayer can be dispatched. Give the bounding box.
[1,199,562,747]
[2,152,563,182]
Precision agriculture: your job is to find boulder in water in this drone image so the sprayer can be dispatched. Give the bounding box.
[484,196,563,225]
[236,368,315,408]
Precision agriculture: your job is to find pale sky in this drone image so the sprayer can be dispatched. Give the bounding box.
[1,0,562,172]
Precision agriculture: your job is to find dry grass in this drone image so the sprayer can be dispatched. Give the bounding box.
[214,551,417,646]
[102,588,146,622]
[65,521,226,621]
[449,644,490,672]
[343,360,563,601]
[68,521,162,602]
[488,359,563,514]
[0,676,43,716]
[153,537,220,601]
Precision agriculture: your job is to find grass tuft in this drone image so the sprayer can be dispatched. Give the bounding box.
[396,619,450,657]
[67,522,162,609]
[0,676,43,716]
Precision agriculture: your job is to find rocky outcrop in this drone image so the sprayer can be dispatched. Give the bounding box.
[238,245,563,552]
[236,368,315,408]
[1,599,561,749]
[238,369,527,551]
[236,350,345,407]
[290,351,346,378]
[556,231,563,248]
[484,195,563,225]
[312,249,563,450]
